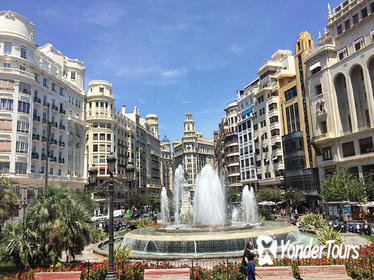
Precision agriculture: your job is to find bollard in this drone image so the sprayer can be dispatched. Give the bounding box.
[191,258,194,280]
[226,258,229,280]
[87,260,90,280]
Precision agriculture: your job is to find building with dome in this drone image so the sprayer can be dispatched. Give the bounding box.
[160,135,173,192]
[0,10,86,216]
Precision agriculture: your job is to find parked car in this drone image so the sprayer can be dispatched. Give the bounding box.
[91,214,108,222]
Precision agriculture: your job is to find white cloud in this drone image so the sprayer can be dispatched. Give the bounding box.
[83,2,125,27]
[181,101,191,104]
[162,68,185,78]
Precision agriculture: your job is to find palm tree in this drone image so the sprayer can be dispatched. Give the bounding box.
[0,177,18,225]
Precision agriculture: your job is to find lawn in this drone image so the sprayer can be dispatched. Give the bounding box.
[114,230,130,237]
[362,235,374,243]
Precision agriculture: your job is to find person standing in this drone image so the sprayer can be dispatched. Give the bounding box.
[247,254,262,280]
[240,241,254,279]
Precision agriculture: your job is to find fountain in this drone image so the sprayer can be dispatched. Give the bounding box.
[95,164,315,259]
[242,186,258,224]
[160,187,169,225]
[173,165,185,226]
[193,165,225,226]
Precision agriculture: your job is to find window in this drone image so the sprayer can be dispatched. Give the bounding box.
[371,2,374,13]
[107,134,111,141]
[20,66,25,71]
[99,133,105,140]
[338,47,348,60]
[17,120,29,132]
[43,78,48,87]
[4,43,11,54]
[93,144,98,152]
[285,103,300,133]
[342,141,355,157]
[257,95,264,103]
[59,87,64,96]
[0,79,14,90]
[3,63,10,68]
[16,142,28,153]
[315,84,322,95]
[52,83,56,92]
[0,141,11,152]
[354,37,364,52]
[18,101,30,114]
[297,41,301,51]
[71,72,76,79]
[353,13,359,24]
[323,147,333,160]
[99,87,104,93]
[321,121,327,133]
[15,162,27,174]
[260,120,266,128]
[362,7,368,18]
[0,99,13,111]
[345,19,350,30]
[0,162,9,174]
[93,133,98,140]
[359,137,374,154]
[371,30,374,41]
[337,24,343,35]
[285,86,297,101]
[20,47,26,59]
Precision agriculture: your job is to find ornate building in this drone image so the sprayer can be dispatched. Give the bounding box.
[173,113,214,194]
[160,135,173,192]
[305,0,374,182]
[0,11,86,217]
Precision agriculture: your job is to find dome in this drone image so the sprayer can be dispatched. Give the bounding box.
[0,11,35,43]
[162,135,170,143]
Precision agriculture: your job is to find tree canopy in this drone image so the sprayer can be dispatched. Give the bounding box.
[320,168,367,202]
[0,177,17,225]
[256,187,283,202]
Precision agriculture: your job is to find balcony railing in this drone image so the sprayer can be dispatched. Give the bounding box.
[59,141,65,147]
[59,124,65,130]
[52,104,59,112]
[33,115,40,122]
[50,157,57,162]
[33,97,41,103]
[50,139,57,145]
[58,157,65,164]
[42,119,48,125]
[31,152,39,159]
[60,108,66,115]
[41,154,46,160]
[42,136,47,142]
[43,101,50,108]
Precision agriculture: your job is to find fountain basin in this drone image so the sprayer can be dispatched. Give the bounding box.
[100,221,315,259]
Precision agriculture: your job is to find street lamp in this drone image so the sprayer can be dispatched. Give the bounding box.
[125,162,135,188]
[88,153,120,280]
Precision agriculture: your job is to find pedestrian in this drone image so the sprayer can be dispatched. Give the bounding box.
[240,241,255,279]
[247,253,262,280]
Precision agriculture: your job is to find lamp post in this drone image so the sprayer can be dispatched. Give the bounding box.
[125,162,135,191]
[88,154,118,280]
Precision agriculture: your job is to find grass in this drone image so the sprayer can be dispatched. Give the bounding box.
[114,230,130,237]
[362,235,374,243]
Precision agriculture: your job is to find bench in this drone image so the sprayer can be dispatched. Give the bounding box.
[256,266,294,279]
[298,265,352,280]
[144,268,190,280]
[35,271,81,280]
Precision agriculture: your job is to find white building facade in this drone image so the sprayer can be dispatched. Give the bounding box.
[0,11,86,216]
[306,0,374,181]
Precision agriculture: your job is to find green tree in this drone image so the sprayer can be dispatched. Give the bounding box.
[321,168,367,202]
[364,172,374,201]
[1,184,94,264]
[256,188,282,202]
[0,177,18,225]
[285,188,306,207]
[226,186,238,204]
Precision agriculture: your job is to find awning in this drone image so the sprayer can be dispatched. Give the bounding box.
[241,107,253,117]
[354,37,363,45]
[309,61,321,71]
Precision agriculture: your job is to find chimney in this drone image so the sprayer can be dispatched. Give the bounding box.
[121,105,126,115]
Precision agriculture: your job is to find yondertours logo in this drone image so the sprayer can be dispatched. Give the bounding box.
[257,236,360,266]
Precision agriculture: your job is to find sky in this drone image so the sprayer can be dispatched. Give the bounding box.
[3,0,342,144]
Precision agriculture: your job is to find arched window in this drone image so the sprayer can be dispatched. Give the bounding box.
[334,74,352,133]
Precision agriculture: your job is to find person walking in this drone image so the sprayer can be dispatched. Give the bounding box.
[240,241,255,279]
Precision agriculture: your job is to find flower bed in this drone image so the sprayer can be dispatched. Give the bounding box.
[2,244,373,280]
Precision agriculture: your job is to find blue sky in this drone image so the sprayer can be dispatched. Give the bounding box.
[3,0,341,144]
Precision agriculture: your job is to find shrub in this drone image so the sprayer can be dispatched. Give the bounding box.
[89,228,107,243]
[299,213,326,231]
[258,208,275,221]
[316,224,343,245]
[137,218,152,228]
[113,244,131,261]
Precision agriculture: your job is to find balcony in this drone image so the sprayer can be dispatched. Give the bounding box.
[58,157,65,164]
[33,97,41,104]
[31,152,39,159]
[52,104,58,112]
[42,136,47,142]
[32,133,40,141]
[60,108,66,115]
[0,67,34,80]
[50,156,57,162]
[42,119,48,125]
[33,115,40,122]
[59,124,65,131]
[50,139,57,146]
[52,122,58,128]
[41,154,46,160]
[59,141,65,147]
[43,101,50,108]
